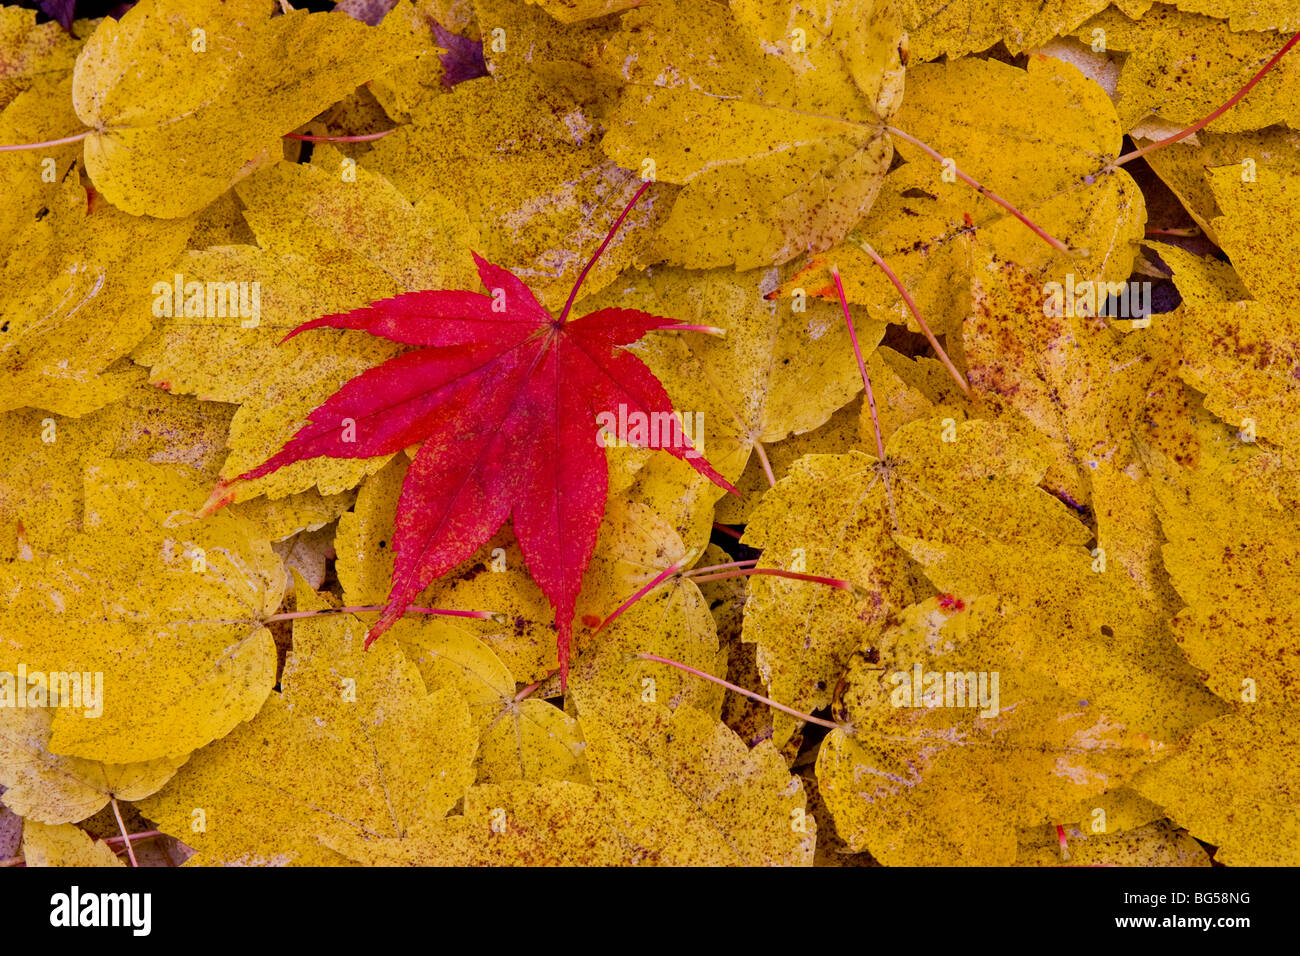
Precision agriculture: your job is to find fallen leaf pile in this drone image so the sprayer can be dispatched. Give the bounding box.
[1,0,1297,867]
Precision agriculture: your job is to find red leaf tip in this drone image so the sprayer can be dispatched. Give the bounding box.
[198,481,236,517]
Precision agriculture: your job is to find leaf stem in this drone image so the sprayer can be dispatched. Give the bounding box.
[513,669,558,702]
[686,567,857,592]
[684,558,759,577]
[262,605,501,623]
[854,242,970,397]
[283,130,396,143]
[110,798,138,868]
[2,831,180,868]
[598,558,851,640]
[752,439,777,487]
[712,521,744,541]
[667,324,726,336]
[830,265,887,460]
[635,652,842,730]
[592,559,685,634]
[557,179,652,325]
[0,126,399,153]
[0,130,89,152]
[885,124,1072,253]
[1114,29,1300,166]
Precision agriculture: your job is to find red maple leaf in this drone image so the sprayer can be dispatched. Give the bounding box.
[236,181,733,682]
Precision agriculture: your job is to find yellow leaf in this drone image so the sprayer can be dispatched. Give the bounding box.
[1081,6,1300,132]
[715,348,954,525]
[1168,0,1300,30]
[715,393,866,527]
[571,500,725,717]
[817,597,1162,865]
[963,256,1175,611]
[598,264,879,488]
[474,0,623,106]
[792,56,1142,339]
[575,689,815,865]
[0,7,83,109]
[1202,163,1298,302]
[131,149,479,501]
[372,586,588,785]
[229,487,357,544]
[1133,707,1300,865]
[0,460,284,763]
[965,257,1148,507]
[893,532,1224,744]
[890,55,1127,236]
[365,4,453,123]
[234,147,479,293]
[72,0,420,216]
[1055,787,1166,837]
[0,75,81,257]
[742,417,1078,745]
[604,445,718,559]
[600,0,901,268]
[1170,166,1300,447]
[906,0,1110,60]
[523,0,640,24]
[367,75,658,309]
[0,368,232,558]
[188,190,258,249]
[138,580,478,865]
[21,820,124,867]
[1150,441,1300,705]
[324,779,634,865]
[0,705,184,825]
[1140,128,1300,240]
[1147,239,1250,304]
[134,249,401,501]
[335,456,559,682]
[0,175,191,416]
[477,699,588,785]
[1016,819,1211,866]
